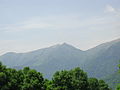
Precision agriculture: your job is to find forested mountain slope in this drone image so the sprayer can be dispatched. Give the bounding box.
[0,39,120,79]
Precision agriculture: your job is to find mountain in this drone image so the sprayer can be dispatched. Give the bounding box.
[104,72,120,90]
[0,43,86,78]
[0,39,120,79]
[85,38,120,78]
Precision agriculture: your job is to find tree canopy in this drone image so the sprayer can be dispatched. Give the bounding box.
[116,62,120,90]
[0,62,110,90]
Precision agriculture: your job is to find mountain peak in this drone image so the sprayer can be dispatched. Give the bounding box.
[58,43,82,51]
[60,43,75,48]
[61,42,70,46]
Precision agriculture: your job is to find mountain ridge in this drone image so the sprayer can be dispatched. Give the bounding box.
[2,38,120,55]
[0,38,120,79]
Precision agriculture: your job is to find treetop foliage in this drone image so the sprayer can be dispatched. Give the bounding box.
[0,62,111,90]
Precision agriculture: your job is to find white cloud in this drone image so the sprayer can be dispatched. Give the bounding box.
[104,4,120,16]
[105,4,115,13]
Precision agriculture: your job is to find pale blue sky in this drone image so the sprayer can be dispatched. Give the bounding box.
[0,0,120,55]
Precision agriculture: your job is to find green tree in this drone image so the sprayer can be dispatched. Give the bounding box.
[116,62,120,90]
[0,62,9,90]
[52,67,89,90]
[44,79,53,90]
[118,61,120,73]
[88,78,99,90]
[99,80,110,90]
[21,68,44,90]
[0,72,7,89]
[0,62,111,90]
[116,84,120,90]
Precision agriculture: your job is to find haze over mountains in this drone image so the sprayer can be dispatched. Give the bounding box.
[0,38,120,79]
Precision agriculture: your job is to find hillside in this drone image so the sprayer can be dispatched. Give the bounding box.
[104,72,120,90]
[85,39,120,78]
[0,43,86,78]
[0,39,120,79]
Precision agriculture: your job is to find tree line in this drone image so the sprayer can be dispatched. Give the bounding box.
[0,62,111,90]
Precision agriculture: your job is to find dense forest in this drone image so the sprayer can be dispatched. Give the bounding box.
[0,62,113,90]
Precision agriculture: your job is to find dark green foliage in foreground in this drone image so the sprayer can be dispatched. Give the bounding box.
[21,67,44,90]
[0,62,110,90]
[45,67,110,90]
[99,80,110,90]
[88,78,99,90]
[116,84,120,90]
[0,62,44,90]
[116,63,120,90]
[52,67,88,90]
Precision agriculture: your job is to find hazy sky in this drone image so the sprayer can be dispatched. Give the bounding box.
[0,0,120,55]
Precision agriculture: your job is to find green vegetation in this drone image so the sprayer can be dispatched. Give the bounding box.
[116,63,120,90]
[0,62,44,90]
[118,63,120,73]
[116,84,120,90]
[104,72,120,89]
[103,61,120,90]
[0,62,111,90]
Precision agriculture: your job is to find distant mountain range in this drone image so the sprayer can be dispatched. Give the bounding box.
[0,38,120,81]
